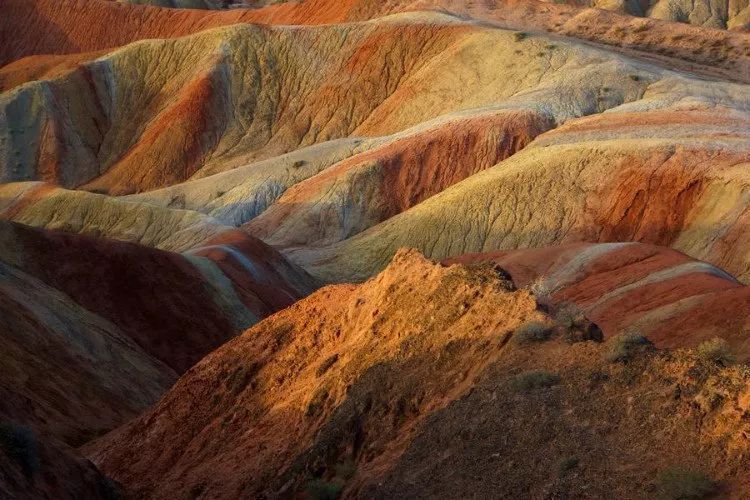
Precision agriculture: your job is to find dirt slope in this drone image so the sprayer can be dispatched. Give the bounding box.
[0,253,175,447]
[86,249,750,498]
[0,425,120,500]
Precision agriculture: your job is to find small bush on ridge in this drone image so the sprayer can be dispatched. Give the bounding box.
[510,370,560,392]
[655,467,716,499]
[696,338,735,366]
[605,332,651,363]
[514,321,554,344]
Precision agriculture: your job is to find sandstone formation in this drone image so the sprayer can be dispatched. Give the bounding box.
[0,242,175,447]
[2,0,748,77]
[289,108,750,284]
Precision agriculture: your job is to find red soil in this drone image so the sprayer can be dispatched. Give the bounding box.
[82,68,227,195]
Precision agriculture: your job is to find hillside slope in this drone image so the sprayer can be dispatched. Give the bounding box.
[290,107,750,284]
[87,250,750,498]
[0,253,174,447]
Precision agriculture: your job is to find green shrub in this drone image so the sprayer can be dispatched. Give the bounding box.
[510,370,560,392]
[605,332,651,363]
[555,303,586,330]
[334,459,356,480]
[306,478,344,500]
[696,338,735,365]
[514,321,554,344]
[0,421,39,477]
[514,32,529,42]
[655,467,716,499]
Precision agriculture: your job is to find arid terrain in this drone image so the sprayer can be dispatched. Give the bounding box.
[0,0,749,498]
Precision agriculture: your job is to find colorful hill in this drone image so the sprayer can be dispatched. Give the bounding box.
[1,0,750,497]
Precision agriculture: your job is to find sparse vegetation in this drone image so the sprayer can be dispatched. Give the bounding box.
[334,459,356,480]
[316,354,340,377]
[306,387,329,417]
[554,302,586,330]
[605,332,651,362]
[514,321,554,344]
[0,421,40,477]
[510,370,560,392]
[514,32,529,42]
[696,338,735,366]
[554,303,603,343]
[557,456,579,475]
[306,478,344,500]
[629,74,641,81]
[655,467,716,500]
[292,159,307,169]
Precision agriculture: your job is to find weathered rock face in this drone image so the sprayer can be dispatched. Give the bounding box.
[86,250,750,498]
[0,246,175,447]
[1,12,748,288]
[0,220,237,373]
[3,0,749,67]
[0,218,316,459]
[0,219,317,373]
[244,109,553,247]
